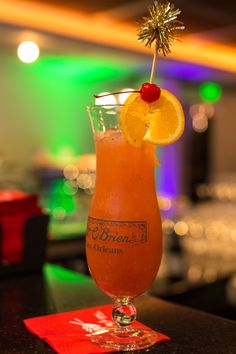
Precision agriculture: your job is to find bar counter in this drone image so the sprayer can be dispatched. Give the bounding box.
[0,264,236,354]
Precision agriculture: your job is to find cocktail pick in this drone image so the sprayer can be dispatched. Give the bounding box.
[137,1,185,83]
[95,2,185,103]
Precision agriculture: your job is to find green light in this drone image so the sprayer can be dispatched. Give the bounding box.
[26,55,136,157]
[6,54,137,161]
[199,82,222,102]
[33,56,134,82]
[48,179,77,214]
[44,263,87,282]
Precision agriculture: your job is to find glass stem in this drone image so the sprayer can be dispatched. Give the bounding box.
[112,297,137,328]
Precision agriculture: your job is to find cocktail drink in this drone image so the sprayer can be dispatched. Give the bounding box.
[85,1,185,351]
[86,106,162,350]
[87,107,162,299]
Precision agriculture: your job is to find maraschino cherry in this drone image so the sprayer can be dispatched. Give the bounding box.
[140,83,161,103]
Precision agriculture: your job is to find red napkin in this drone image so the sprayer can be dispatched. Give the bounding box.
[24,304,170,354]
[0,190,42,263]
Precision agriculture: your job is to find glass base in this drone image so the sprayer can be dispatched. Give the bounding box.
[90,326,157,351]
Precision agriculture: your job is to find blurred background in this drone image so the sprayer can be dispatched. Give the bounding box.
[0,0,236,320]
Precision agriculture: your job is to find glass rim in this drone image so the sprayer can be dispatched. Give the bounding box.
[87,104,123,111]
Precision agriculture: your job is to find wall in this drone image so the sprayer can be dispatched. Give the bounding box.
[211,88,236,179]
[0,51,137,168]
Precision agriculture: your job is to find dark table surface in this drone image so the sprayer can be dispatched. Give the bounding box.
[0,264,236,354]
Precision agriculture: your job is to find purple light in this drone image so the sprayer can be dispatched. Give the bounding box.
[161,61,214,81]
[157,141,182,198]
[155,79,183,198]
[141,60,222,82]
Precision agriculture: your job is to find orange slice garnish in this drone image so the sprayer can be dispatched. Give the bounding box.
[120,89,185,146]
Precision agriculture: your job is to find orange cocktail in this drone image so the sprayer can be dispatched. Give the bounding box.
[86,128,162,298]
[86,104,164,349]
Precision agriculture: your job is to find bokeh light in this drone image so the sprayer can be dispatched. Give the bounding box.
[76,173,93,190]
[63,180,78,195]
[17,41,40,63]
[192,113,208,133]
[174,221,189,236]
[162,219,175,235]
[118,88,134,104]
[95,92,117,106]
[158,196,172,211]
[199,81,222,103]
[63,164,79,180]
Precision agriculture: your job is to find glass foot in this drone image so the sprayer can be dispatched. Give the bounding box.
[90,326,157,351]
